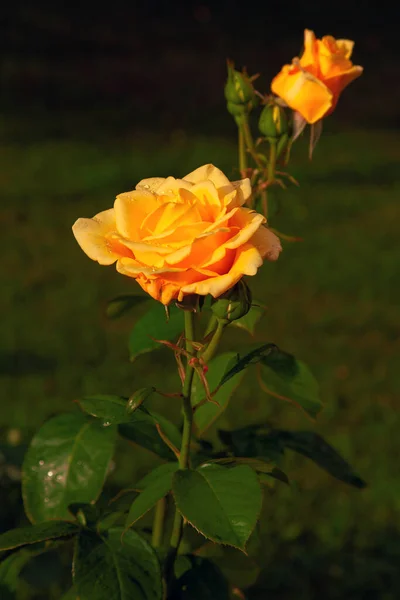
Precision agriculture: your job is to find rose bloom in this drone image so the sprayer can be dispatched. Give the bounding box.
[271,29,363,124]
[72,164,281,305]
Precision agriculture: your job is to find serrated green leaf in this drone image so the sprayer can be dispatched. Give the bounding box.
[106,294,149,319]
[278,430,366,488]
[172,465,262,550]
[78,394,155,425]
[129,303,184,360]
[171,555,230,600]
[73,528,162,600]
[259,347,322,418]
[204,456,289,485]
[206,456,274,472]
[218,425,284,463]
[22,413,117,523]
[192,352,245,435]
[0,521,79,551]
[230,303,265,336]
[118,410,181,461]
[125,463,178,529]
[135,461,180,489]
[78,394,131,424]
[97,511,126,533]
[78,395,181,460]
[219,344,276,387]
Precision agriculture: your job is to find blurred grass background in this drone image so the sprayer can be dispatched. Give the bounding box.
[1,1,400,597]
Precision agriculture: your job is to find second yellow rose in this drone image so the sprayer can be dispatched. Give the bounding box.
[271,29,363,124]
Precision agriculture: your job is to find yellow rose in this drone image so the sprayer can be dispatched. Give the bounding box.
[271,29,363,124]
[72,164,281,305]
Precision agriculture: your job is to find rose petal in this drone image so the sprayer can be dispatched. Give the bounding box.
[336,39,355,59]
[250,225,282,261]
[114,190,159,239]
[224,209,266,249]
[72,209,125,265]
[272,66,333,123]
[183,164,231,188]
[300,29,318,68]
[179,243,263,299]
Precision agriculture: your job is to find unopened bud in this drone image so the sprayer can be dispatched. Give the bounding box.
[259,101,291,142]
[211,280,252,324]
[225,62,258,120]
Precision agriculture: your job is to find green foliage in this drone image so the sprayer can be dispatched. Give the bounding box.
[207,456,289,485]
[172,464,262,550]
[230,302,265,336]
[129,303,184,360]
[277,430,366,488]
[219,344,322,418]
[191,352,245,435]
[78,394,139,424]
[118,411,181,460]
[22,413,116,522]
[219,426,365,488]
[68,502,99,527]
[73,528,162,600]
[218,425,284,463]
[0,521,79,551]
[259,347,322,418]
[125,462,178,528]
[78,394,181,460]
[0,550,38,599]
[135,461,180,489]
[219,344,276,386]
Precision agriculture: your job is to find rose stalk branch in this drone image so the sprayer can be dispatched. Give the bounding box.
[169,310,197,554]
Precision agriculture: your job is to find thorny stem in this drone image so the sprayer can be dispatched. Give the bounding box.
[166,311,226,593]
[168,310,196,560]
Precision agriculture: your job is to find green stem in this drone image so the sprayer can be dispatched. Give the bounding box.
[242,116,263,170]
[169,310,196,553]
[238,125,247,177]
[201,319,225,364]
[154,311,196,556]
[151,498,166,548]
[204,314,217,338]
[167,312,226,591]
